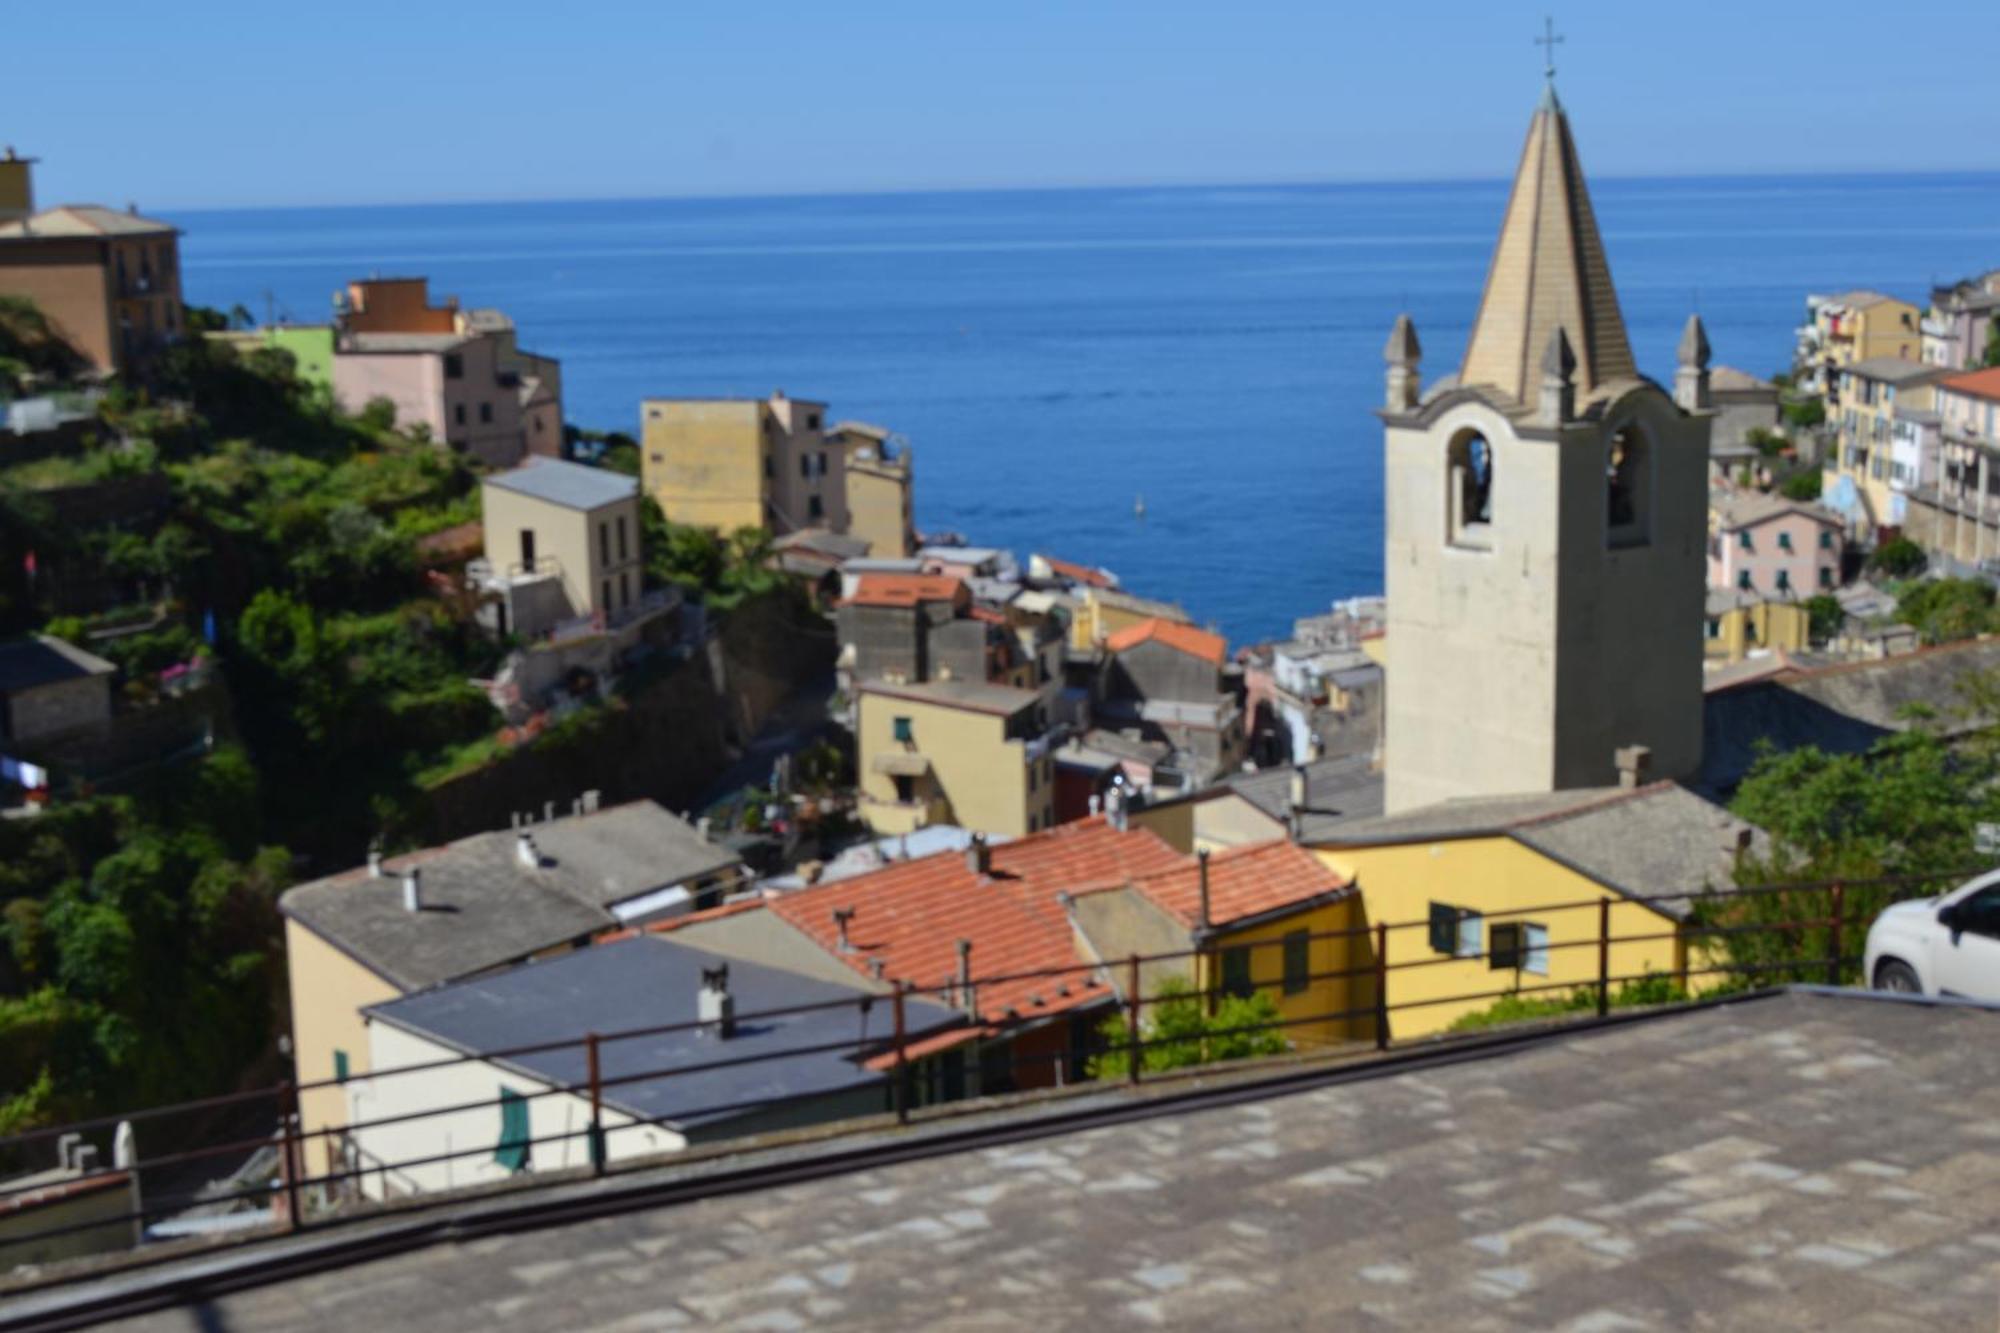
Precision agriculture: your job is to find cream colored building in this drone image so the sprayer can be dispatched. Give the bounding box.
[1378,85,1710,814]
[640,392,846,536]
[856,678,1057,838]
[831,421,915,557]
[1820,357,1947,538]
[478,458,643,639]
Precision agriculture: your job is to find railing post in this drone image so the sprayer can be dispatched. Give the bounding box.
[586,1032,605,1175]
[278,1080,303,1232]
[1373,922,1389,1051]
[1597,898,1611,1018]
[1826,882,1845,987]
[891,984,909,1126]
[1126,954,1142,1085]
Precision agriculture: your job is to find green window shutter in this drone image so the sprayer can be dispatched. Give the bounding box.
[893,716,913,743]
[495,1088,531,1172]
[1489,924,1523,971]
[1221,946,1253,999]
[1282,931,1310,996]
[333,1049,350,1084]
[1428,903,1457,955]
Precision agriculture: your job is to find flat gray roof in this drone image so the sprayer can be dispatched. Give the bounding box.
[367,935,961,1129]
[485,458,638,511]
[860,677,1040,717]
[0,634,115,694]
[280,801,742,990]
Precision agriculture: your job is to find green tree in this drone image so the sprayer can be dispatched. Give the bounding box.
[1984,317,2000,369]
[1871,536,1928,580]
[1780,470,1822,501]
[359,396,398,432]
[1804,593,1844,642]
[1897,577,1994,644]
[1087,977,1288,1079]
[1782,397,1826,430]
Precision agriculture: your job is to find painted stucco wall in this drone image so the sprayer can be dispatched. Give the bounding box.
[1705,600,1810,664]
[333,350,446,439]
[480,481,641,624]
[845,453,913,557]
[1707,510,1841,598]
[284,918,399,1178]
[641,400,767,532]
[1199,895,1368,1046]
[856,690,1046,838]
[0,240,114,372]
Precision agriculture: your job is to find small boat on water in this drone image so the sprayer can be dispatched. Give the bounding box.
[1134,494,1146,519]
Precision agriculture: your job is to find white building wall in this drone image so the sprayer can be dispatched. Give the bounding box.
[346,1022,685,1200]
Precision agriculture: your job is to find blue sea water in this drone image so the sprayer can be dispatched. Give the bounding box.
[176,174,2000,646]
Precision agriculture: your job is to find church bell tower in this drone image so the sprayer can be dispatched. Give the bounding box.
[1377,78,1710,814]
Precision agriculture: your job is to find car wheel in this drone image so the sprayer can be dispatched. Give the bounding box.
[1873,960,1921,994]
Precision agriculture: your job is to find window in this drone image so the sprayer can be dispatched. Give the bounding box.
[1457,911,1483,959]
[1282,930,1310,995]
[1778,532,1793,552]
[617,515,629,561]
[893,716,914,743]
[619,571,630,607]
[1429,903,1483,957]
[1489,923,1523,970]
[1705,617,1721,640]
[519,528,536,567]
[1819,567,1833,589]
[599,522,610,564]
[892,774,915,803]
[1737,570,1753,591]
[1738,530,1754,552]
[808,412,822,430]
[1606,426,1651,543]
[800,454,811,478]
[809,495,824,519]
[479,402,493,424]
[333,1049,350,1083]
[1220,946,1253,999]
[495,1089,531,1171]
[444,353,464,379]
[1952,886,2000,939]
[817,451,829,477]
[454,403,467,426]
[1819,530,1833,550]
[1523,924,1550,975]
[601,579,611,610]
[1776,569,1791,593]
[1447,430,1494,543]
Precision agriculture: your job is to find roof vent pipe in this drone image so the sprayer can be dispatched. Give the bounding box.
[832,907,856,953]
[402,868,423,913]
[698,963,735,1039]
[543,799,556,822]
[1197,848,1212,931]
[367,847,384,879]
[1615,745,1652,791]
[516,831,539,870]
[966,833,991,877]
[583,789,601,813]
[956,939,977,1020]
[1088,793,1102,818]
[696,816,712,842]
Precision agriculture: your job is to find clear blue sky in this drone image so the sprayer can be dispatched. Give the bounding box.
[11,0,2000,210]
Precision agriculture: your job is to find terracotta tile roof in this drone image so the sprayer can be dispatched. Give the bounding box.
[844,573,968,609]
[1105,616,1227,665]
[768,816,1185,1020]
[1041,555,1116,588]
[1942,366,2000,404]
[1114,840,1353,930]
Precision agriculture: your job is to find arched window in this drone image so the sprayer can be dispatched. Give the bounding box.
[1607,424,1651,546]
[1448,430,1494,547]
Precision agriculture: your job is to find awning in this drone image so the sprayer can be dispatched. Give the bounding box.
[871,753,931,778]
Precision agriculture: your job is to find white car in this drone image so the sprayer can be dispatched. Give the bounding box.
[1865,870,2000,1002]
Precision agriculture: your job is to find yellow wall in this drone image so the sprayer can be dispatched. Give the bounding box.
[641,400,767,531]
[845,456,913,558]
[1705,600,1810,664]
[1312,836,1687,1039]
[856,690,1050,838]
[1196,895,1368,1047]
[1359,634,1387,669]
[285,918,399,1178]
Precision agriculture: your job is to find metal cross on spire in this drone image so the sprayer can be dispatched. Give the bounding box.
[1536,16,1564,84]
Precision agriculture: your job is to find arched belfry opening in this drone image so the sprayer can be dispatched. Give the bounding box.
[1447,429,1494,546]
[1606,422,1651,546]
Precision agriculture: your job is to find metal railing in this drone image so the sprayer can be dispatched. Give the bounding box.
[0,869,1972,1271]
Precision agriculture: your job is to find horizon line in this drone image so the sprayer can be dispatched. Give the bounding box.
[153,165,2000,217]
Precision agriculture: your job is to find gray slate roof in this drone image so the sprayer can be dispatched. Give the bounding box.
[1221,754,1384,842]
[0,635,115,694]
[366,935,961,1128]
[1315,782,1758,918]
[485,458,637,512]
[1839,357,1946,385]
[280,801,743,991]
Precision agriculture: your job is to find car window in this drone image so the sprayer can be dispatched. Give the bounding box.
[1955,886,2000,939]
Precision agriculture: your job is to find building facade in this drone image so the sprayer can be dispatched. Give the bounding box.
[1904,366,2000,565]
[641,392,846,536]
[830,422,915,557]
[856,678,1058,838]
[1819,357,1947,537]
[1378,87,1709,813]
[1706,490,1843,598]
[1921,269,2000,370]
[1794,290,1922,402]
[477,458,644,638]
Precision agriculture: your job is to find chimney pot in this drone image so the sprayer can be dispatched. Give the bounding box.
[1615,744,1653,790]
[73,1144,100,1174]
[832,906,856,953]
[966,833,992,876]
[584,789,601,813]
[367,848,384,879]
[544,800,556,822]
[698,963,735,1038]
[1088,792,1102,817]
[516,830,539,870]
[402,868,423,912]
[696,816,712,841]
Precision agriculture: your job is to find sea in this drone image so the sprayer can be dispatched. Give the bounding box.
[176,173,2000,647]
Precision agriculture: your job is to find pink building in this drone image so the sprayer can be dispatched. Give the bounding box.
[329,279,562,467]
[1707,489,1844,599]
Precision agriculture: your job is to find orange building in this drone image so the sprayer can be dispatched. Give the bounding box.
[0,149,183,378]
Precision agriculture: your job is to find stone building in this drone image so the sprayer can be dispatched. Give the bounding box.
[0,634,115,746]
[1377,82,1710,813]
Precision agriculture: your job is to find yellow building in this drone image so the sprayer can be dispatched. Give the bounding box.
[1065,586,1193,653]
[856,678,1057,838]
[830,421,915,557]
[1704,589,1811,666]
[479,458,643,637]
[640,391,842,535]
[1307,782,1756,1039]
[1819,357,1947,536]
[1068,839,1369,1048]
[1798,290,1922,402]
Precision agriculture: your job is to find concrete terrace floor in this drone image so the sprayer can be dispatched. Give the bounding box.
[102,991,2000,1331]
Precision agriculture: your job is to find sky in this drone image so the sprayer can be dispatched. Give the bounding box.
[10,1,2000,210]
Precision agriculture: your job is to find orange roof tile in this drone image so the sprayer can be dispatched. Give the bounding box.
[1042,556,1117,589]
[1942,366,2000,403]
[1115,840,1353,930]
[768,816,1185,1020]
[1105,617,1227,665]
[844,573,968,609]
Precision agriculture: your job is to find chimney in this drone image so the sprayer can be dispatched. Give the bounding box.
[698,963,735,1038]
[956,939,977,1020]
[515,830,539,870]
[696,816,712,842]
[1106,785,1128,832]
[583,789,601,813]
[1088,792,1102,818]
[1288,767,1308,837]
[114,1120,135,1171]
[73,1144,100,1174]
[367,847,384,879]
[402,867,423,912]
[1196,848,1212,931]
[869,957,886,982]
[1614,745,1652,790]
[832,906,856,953]
[543,799,556,822]
[965,833,992,877]
[571,796,583,817]
[56,1133,81,1172]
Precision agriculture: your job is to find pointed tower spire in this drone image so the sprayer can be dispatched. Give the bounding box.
[1538,326,1576,424]
[1383,314,1421,411]
[1459,91,1636,406]
[1675,313,1712,411]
